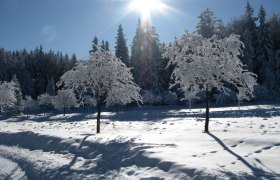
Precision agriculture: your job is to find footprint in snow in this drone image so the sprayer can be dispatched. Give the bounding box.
[255,150,262,153]
[231,140,244,148]
[210,151,217,153]
[263,146,272,150]
[127,170,135,176]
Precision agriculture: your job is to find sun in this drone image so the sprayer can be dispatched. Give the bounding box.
[129,0,165,22]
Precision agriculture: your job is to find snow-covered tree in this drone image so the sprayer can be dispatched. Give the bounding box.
[163,91,177,105]
[0,81,17,113]
[142,90,162,105]
[58,48,142,133]
[38,93,53,115]
[22,96,37,117]
[46,77,56,96]
[11,75,23,114]
[52,89,78,116]
[163,32,257,132]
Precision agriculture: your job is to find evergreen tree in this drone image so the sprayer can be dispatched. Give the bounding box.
[267,13,280,51]
[196,8,217,38]
[89,36,98,54]
[11,75,23,113]
[100,40,105,50]
[131,19,145,86]
[46,77,56,96]
[244,2,257,34]
[243,28,256,72]
[131,19,144,66]
[256,5,274,88]
[131,20,164,94]
[115,24,129,66]
[105,41,110,51]
[240,2,257,80]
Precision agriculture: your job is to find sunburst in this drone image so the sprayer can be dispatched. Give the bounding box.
[129,0,166,22]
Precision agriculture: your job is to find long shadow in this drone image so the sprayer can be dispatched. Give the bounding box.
[2,103,280,123]
[207,132,280,179]
[66,134,94,169]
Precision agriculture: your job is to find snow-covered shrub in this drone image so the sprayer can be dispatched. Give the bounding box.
[23,96,37,110]
[38,93,53,109]
[0,81,17,113]
[142,91,162,105]
[52,89,78,116]
[163,91,177,105]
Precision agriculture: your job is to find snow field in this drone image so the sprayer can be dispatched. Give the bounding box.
[0,104,279,179]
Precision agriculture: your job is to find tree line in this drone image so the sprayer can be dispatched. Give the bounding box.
[0,46,77,98]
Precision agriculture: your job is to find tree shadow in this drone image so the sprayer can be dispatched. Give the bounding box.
[207,132,280,179]
[48,134,178,179]
[2,103,280,123]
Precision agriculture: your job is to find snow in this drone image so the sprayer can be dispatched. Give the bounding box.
[0,104,280,179]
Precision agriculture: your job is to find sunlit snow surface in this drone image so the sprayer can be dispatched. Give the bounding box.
[0,104,279,179]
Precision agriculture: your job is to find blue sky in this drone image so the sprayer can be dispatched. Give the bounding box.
[1,0,280,59]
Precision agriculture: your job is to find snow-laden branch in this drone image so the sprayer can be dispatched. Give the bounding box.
[58,48,142,107]
[163,32,257,102]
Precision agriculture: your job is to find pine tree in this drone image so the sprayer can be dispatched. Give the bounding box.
[11,75,23,114]
[243,28,255,72]
[100,40,105,50]
[46,77,55,96]
[131,20,164,94]
[244,2,257,34]
[241,2,257,79]
[89,36,98,54]
[131,19,145,67]
[267,13,280,51]
[196,8,217,38]
[105,41,110,51]
[256,5,274,88]
[115,24,129,66]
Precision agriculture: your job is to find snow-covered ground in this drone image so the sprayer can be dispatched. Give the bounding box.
[0,104,280,179]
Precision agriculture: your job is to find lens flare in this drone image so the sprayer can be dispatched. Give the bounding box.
[129,0,166,22]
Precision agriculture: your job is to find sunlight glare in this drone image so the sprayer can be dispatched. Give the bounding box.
[129,0,166,22]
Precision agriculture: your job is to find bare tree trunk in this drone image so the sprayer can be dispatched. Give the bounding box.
[96,101,101,134]
[205,89,210,133]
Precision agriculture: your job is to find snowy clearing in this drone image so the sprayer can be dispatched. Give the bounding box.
[0,104,280,179]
